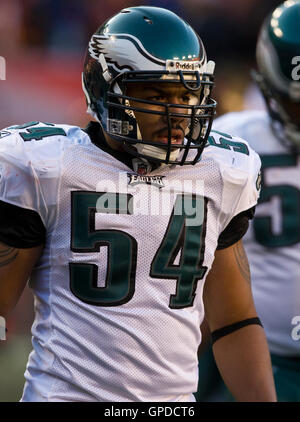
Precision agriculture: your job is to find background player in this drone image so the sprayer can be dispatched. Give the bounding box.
[197,0,300,402]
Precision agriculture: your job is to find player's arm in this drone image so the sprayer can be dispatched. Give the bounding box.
[0,197,46,317]
[0,241,43,316]
[0,133,49,317]
[203,239,277,402]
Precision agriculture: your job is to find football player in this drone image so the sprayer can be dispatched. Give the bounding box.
[0,6,276,402]
[198,0,300,402]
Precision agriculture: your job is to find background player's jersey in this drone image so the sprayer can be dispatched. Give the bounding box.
[0,122,260,401]
[213,110,300,357]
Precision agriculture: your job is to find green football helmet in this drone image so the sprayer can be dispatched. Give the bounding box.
[255,0,300,148]
[82,6,216,165]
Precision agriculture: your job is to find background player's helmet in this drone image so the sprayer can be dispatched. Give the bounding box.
[254,0,300,148]
[82,6,216,165]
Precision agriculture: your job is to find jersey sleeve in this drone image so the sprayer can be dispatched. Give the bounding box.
[205,129,261,243]
[230,144,261,218]
[0,123,69,247]
[0,200,46,248]
[217,206,255,249]
[0,131,47,217]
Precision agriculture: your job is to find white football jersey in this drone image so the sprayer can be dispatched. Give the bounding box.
[0,121,260,401]
[213,110,300,357]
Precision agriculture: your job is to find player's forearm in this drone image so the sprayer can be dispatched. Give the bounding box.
[212,323,277,402]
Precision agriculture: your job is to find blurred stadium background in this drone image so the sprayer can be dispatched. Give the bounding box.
[0,0,282,401]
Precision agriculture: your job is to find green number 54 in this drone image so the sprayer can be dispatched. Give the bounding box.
[69,191,208,309]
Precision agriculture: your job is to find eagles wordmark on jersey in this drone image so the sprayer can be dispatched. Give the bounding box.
[0,121,260,401]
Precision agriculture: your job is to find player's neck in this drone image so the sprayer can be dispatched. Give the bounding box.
[103,132,124,152]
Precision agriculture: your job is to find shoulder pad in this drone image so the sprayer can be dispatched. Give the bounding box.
[205,129,256,172]
[204,129,261,220]
[0,121,90,167]
[2,121,89,143]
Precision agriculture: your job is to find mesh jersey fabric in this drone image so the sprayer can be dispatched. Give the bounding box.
[0,122,260,401]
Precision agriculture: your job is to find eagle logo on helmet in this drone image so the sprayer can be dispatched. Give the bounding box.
[88,34,165,74]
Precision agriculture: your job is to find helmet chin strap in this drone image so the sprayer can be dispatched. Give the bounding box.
[135,142,181,161]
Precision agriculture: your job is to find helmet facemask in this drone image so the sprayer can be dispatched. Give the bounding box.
[104,66,216,165]
[82,6,217,165]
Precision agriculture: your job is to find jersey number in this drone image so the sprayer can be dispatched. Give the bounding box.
[253,155,300,247]
[209,130,249,155]
[70,191,208,309]
[8,121,66,141]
